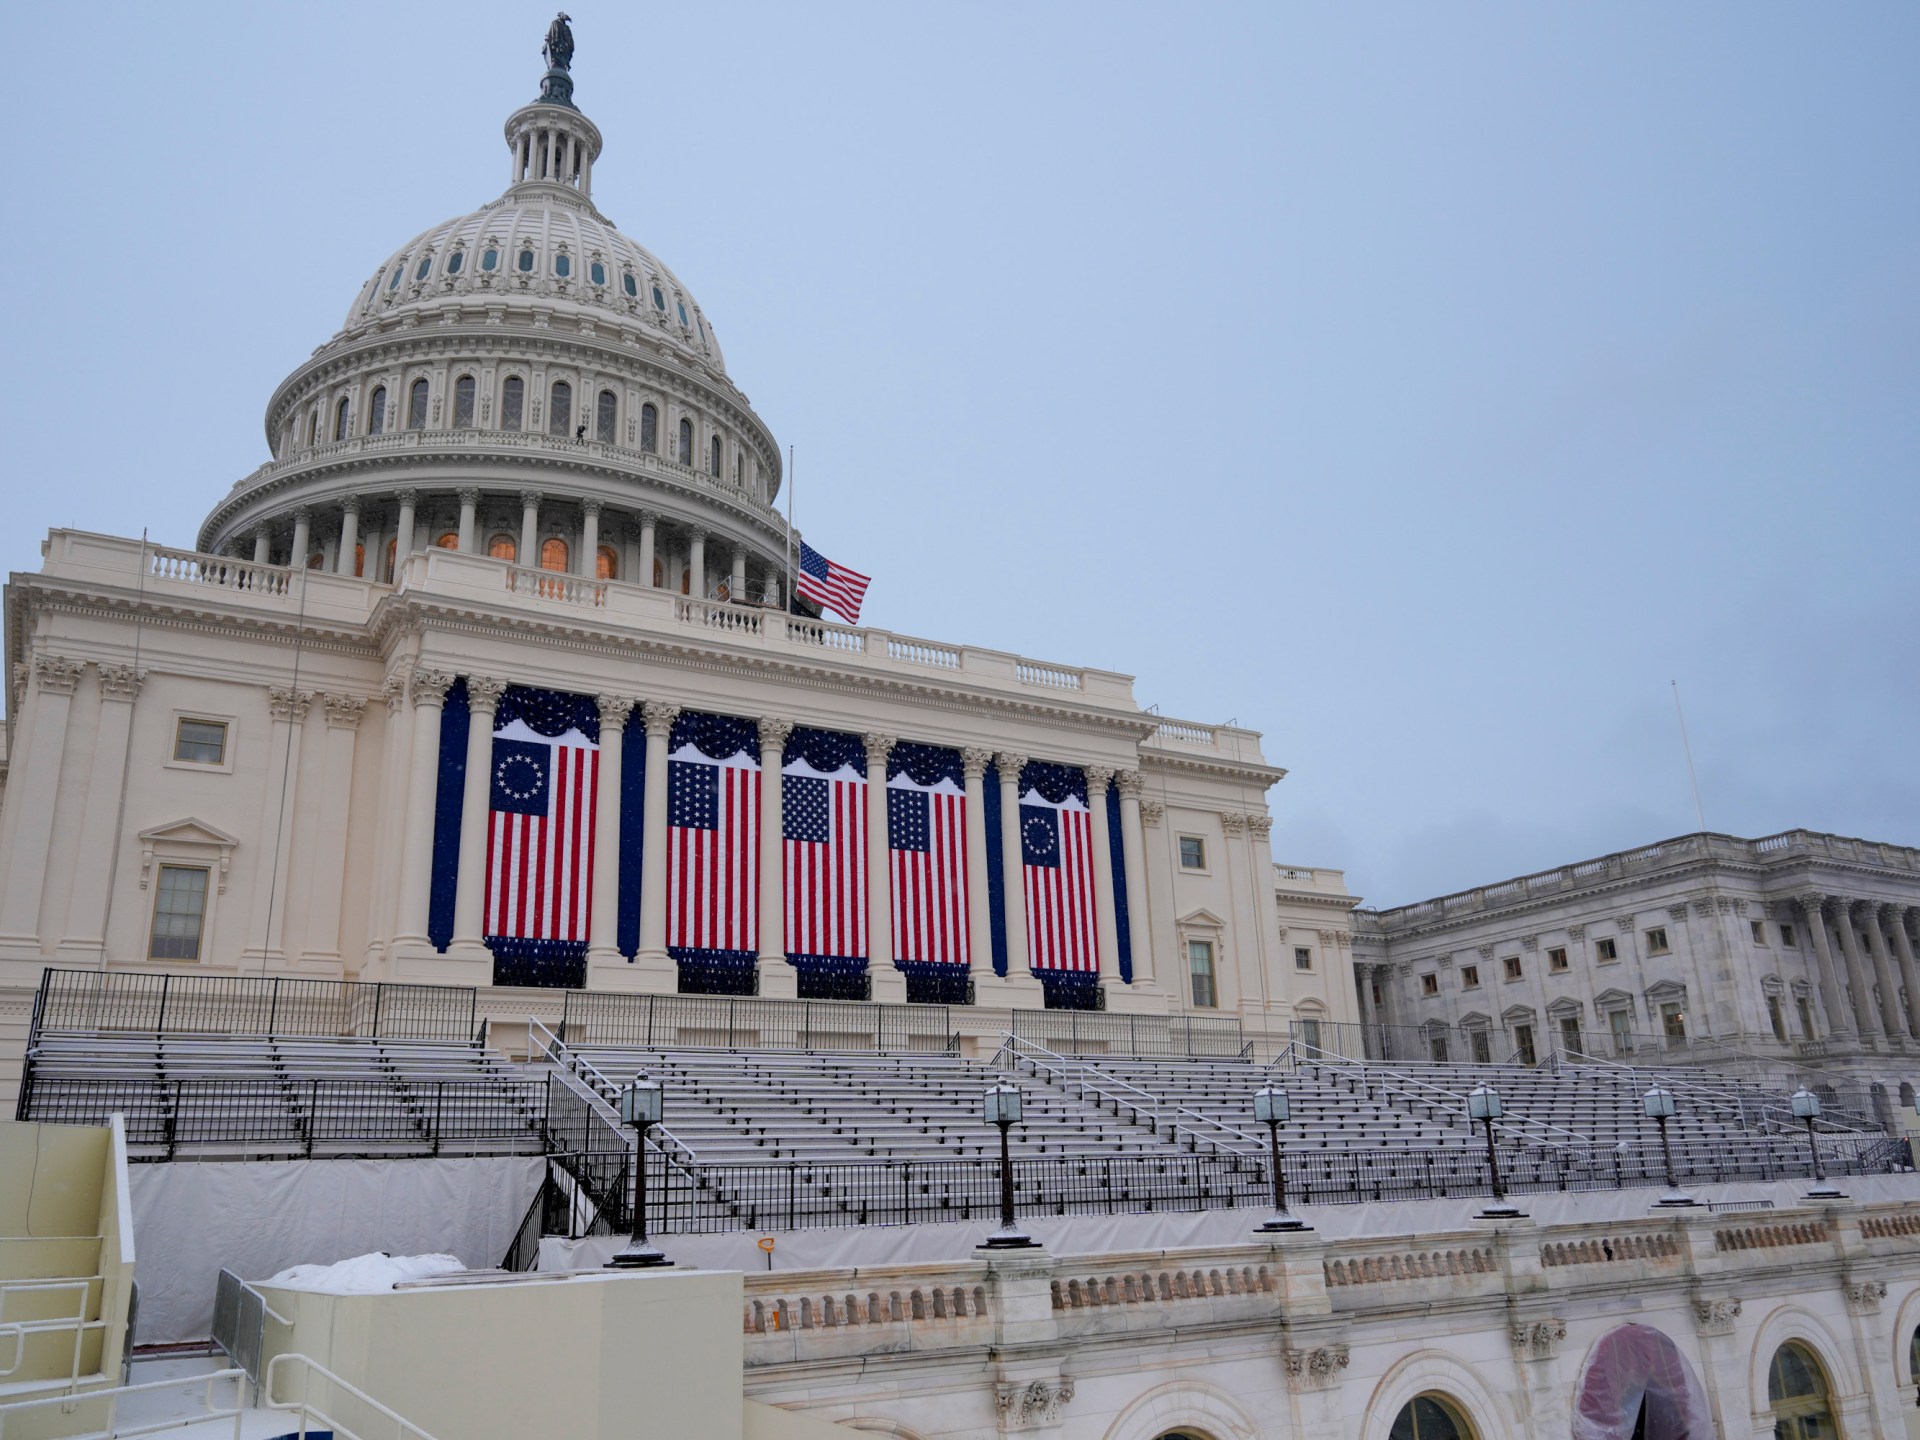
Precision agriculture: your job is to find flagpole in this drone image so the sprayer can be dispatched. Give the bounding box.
[785,443,795,613]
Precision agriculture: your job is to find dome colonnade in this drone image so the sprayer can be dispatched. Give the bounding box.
[197,71,787,606]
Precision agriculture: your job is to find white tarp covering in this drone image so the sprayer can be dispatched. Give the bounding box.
[129,1156,542,1344]
[267,1252,466,1293]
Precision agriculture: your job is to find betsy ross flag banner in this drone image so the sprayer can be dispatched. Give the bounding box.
[887,770,970,967]
[796,541,870,625]
[666,734,760,956]
[782,748,867,960]
[1019,771,1099,974]
[484,692,600,955]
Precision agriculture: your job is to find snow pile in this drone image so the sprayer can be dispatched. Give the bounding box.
[265,1252,465,1294]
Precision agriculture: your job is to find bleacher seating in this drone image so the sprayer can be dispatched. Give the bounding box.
[19,1033,545,1160]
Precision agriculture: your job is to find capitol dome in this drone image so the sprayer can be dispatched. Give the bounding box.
[198,42,791,611]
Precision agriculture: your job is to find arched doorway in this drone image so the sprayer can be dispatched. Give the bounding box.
[1767,1341,1839,1439]
[1572,1323,1711,1440]
[1388,1394,1474,1440]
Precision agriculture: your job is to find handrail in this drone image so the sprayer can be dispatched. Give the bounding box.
[1298,1048,1597,1148]
[997,1034,1255,1156]
[533,1016,701,1169]
[0,1365,246,1439]
[266,1352,442,1440]
[0,1279,93,1391]
[1541,1047,1754,1129]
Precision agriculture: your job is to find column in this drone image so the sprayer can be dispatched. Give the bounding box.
[587,696,634,973]
[0,657,84,946]
[242,687,311,966]
[960,748,995,978]
[1797,895,1854,1040]
[1859,902,1906,1043]
[634,701,681,982]
[995,752,1030,978]
[638,510,658,587]
[1214,813,1250,1014]
[518,490,540,566]
[731,546,747,601]
[1354,962,1378,1035]
[59,666,144,955]
[1884,905,1920,1041]
[861,734,905,1003]
[297,694,366,964]
[364,676,410,972]
[393,669,452,949]
[394,489,419,568]
[756,717,796,998]
[336,497,361,575]
[1832,898,1883,1042]
[456,487,480,553]
[1084,767,1123,989]
[289,508,312,568]
[447,676,506,963]
[689,531,707,600]
[252,529,271,565]
[579,499,601,578]
[1115,771,1157,990]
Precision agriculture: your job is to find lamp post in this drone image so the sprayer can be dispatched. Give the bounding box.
[979,1083,1038,1249]
[1254,1087,1310,1232]
[1468,1084,1525,1219]
[606,1078,672,1268]
[1790,1087,1846,1201]
[1641,1085,1697,1207]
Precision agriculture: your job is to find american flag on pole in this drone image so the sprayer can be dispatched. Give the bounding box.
[887,773,970,967]
[666,746,760,954]
[485,717,599,946]
[796,541,871,625]
[1019,787,1099,972]
[782,756,866,958]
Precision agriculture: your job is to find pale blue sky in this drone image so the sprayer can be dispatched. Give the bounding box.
[4,4,1915,907]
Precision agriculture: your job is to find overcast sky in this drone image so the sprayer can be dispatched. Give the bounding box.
[4,4,1915,908]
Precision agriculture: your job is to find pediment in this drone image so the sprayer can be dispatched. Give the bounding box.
[1546,997,1583,1019]
[1644,978,1688,1003]
[138,818,239,893]
[1500,1004,1538,1024]
[138,817,241,849]
[1592,988,1635,1013]
[1458,1011,1492,1029]
[1177,907,1228,930]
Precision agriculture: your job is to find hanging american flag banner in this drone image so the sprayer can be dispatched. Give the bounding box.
[782,749,866,961]
[666,727,760,958]
[1019,767,1099,974]
[796,541,871,625]
[484,690,600,969]
[888,770,969,968]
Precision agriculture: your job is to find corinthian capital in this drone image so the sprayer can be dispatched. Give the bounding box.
[640,700,681,738]
[457,487,481,507]
[1114,769,1144,799]
[96,664,145,701]
[581,497,603,519]
[757,717,794,749]
[410,668,456,708]
[1219,812,1249,835]
[32,655,86,695]
[1084,765,1115,793]
[960,747,995,779]
[1247,814,1273,839]
[994,752,1028,781]
[268,688,313,722]
[322,692,367,729]
[862,732,897,764]
[465,676,509,715]
[1796,893,1829,919]
[597,694,637,728]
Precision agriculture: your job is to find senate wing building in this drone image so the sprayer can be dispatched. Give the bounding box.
[2,29,1919,1440]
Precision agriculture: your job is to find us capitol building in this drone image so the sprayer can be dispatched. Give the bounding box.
[3,26,1920,1440]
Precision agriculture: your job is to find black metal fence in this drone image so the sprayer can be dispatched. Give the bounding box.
[30,969,480,1044]
[1010,1009,1247,1059]
[23,1075,546,1159]
[558,990,958,1053]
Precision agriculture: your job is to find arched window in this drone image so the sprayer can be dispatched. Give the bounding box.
[679,565,690,595]
[1910,1323,1920,1386]
[1573,1324,1710,1440]
[306,409,319,446]
[1767,1343,1836,1440]
[734,453,743,484]
[540,537,569,572]
[549,381,572,436]
[596,545,618,580]
[652,556,665,588]
[453,375,476,429]
[1387,1395,1473,1440]
[352,543,365,578]
[640,402,658,453]
[407,378,429,430]
[306,551,325,570]
[596,389,617,443]
[334,397,352,441]
[677,418,693,465]
[554,253,571,278]
[435,532,459,550]
[384,538,396,578]
[501,377,525,431]
[488,534,517,562]
[446,249,464,275]
[709,435,722,476]
[368,386,387,435]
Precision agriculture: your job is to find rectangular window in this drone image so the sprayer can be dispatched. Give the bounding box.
[1460,965,1480,989]
[1608,1009,1634,1055]
[173,718,228,765]
[1795,995,1814,1039]
[1513,1024,1536,1066]
[1420,973,1439,997]
[1595,937,1619,963]
[1645,927,1670,955]
[1660,1003,1686,1044]
[1503,956,1522,981]
[149,865,209,961]
[1780,923,1796,947]
[1547,946,1568,972]
[1469,1029,1491,1064]
[1750,920,1768,945]
[1559,1015,1583,1056]
[1429,1033,1450,1063]
[1767,995,1787,1042]
[1178,836,1207,871]
[1187,940,1216,1008]
[1299,1018,1321,1052]
[1293,947,1313,971]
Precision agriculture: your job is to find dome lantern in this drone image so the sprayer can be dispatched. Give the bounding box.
[508,13,601,202]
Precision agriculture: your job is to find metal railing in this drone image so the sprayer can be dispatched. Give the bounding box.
[997,1035,1261,1156]
[0,1279,94,1393]
[211,1268,290,1391]
[265,1352,442,1440]
[0,1366,247,1439]
[557,989,958,1053]
[29,969,480,1044]
[24,1076,546,1159]
[1009,1009,1247,1058]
